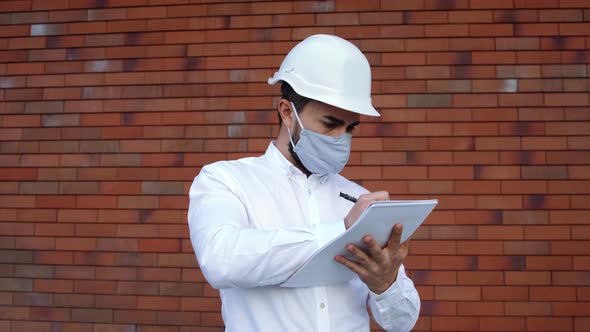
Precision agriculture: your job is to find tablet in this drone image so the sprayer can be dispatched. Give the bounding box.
[281,199,438,288]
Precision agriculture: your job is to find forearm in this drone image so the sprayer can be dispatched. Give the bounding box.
[190,220,344,289]
[368,264,420,332]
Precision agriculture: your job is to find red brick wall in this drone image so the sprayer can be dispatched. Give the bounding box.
[0,0,589,331]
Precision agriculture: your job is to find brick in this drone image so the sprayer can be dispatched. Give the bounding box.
[30,306,71,321]
[157,311,200,326]
[525,225,571,240]
[0,305,29,320]
[552,241,590,255]
[95,295,137,310]
[424,108,470,122]
[181,297,221,312]
[522,137,567,150]
[139,267,181,282]
[474,166,520,179]
[15,236,55,250]
[574,256,590,270]
[505,302,551,316]
[138,296,179,310]
[479,317,526,331]
[553,302,588,316]
[457,240,504,255]
[113,309,157,324]
[75,280,116,295]
[407,123,452,136]
[432,316,478,331]
[494,9,538,23]
[72,308,113,323]
[429,225,476,239]
[404,38,450,52]
[560,22,590,36]
[506,271,551,285]
[527,256,572,270]
[33,251,72,265]
[497,37,540,50]
[522,166,567,179]
[12,292,52,306]
[77,196,117,209]
[34,279,73,293]
[547,151,590,165]
[453,94,498,107]
[97,238,139,252]
[504,240,551,255]
[458,271,504,285]
[452,38,496,51]
[527,317,574,331]
[455,180,501,194]
[476,137,521,150]
[56,238,96,251]
[56,208,98,223]
[545,93,589,106]
[381,52,426,66]
[554,272,590,286]
[500,151,546,165]
[482,286,528,300]
[531,286,576,301]
[11,321,52,331]
[0,277,33,291]
[549,181,590,194]
[427,80,472,93]
[431,256,478,270]
[477,225,523,240]
[429,137,475,151]
[570,166,590,179]
[470,23,513,36]
[156,253,197,268]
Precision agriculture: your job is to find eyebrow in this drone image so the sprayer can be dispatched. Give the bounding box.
[323,115,360,128]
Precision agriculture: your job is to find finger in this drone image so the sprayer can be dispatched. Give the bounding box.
[357,191,389,204]
[372,190,390,201]
[363,235,385,264]
[335,255,368,278]
[399,239,411,257]
[386,223,403,251]
[346,244,372,265]
[401,239,411,249]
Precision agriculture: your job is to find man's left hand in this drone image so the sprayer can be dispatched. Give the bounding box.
[335,223,409,294]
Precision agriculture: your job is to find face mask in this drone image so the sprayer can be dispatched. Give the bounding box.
[286,102,352,175]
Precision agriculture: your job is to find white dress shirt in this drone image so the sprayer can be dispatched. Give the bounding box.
[188,142,420,332]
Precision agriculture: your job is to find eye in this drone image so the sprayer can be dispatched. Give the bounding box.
[323,121,338,129]
[346,124,358,133]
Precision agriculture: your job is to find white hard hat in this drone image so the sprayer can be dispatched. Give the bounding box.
[268,34,379,117]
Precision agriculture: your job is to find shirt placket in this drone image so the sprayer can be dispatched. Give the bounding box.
[305,178,330,332]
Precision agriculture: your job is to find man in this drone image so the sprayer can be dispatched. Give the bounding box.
[188,34,420,332]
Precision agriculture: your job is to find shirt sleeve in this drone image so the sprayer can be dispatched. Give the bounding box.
[367,264,421,332]
[187,165,346,289]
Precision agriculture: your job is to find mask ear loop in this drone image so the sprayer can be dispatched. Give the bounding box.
[289,102,304,130]
[286,102,304,147]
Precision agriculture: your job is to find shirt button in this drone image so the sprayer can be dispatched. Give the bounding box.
[319,303,325,309]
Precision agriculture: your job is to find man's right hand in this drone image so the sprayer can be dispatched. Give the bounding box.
[343,191,389,230]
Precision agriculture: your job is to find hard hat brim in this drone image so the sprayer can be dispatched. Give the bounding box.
[268,74,380,117]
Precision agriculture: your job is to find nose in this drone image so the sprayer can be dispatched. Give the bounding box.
[331,126,348,137]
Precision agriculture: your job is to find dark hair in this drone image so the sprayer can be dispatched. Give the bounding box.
[278,82,311,125]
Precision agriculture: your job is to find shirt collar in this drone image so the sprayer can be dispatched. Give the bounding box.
[264,141,329,184]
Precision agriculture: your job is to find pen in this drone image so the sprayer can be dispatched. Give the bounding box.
[339,192,357,203]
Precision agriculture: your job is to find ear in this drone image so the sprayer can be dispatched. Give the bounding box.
[277,99,294,128]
